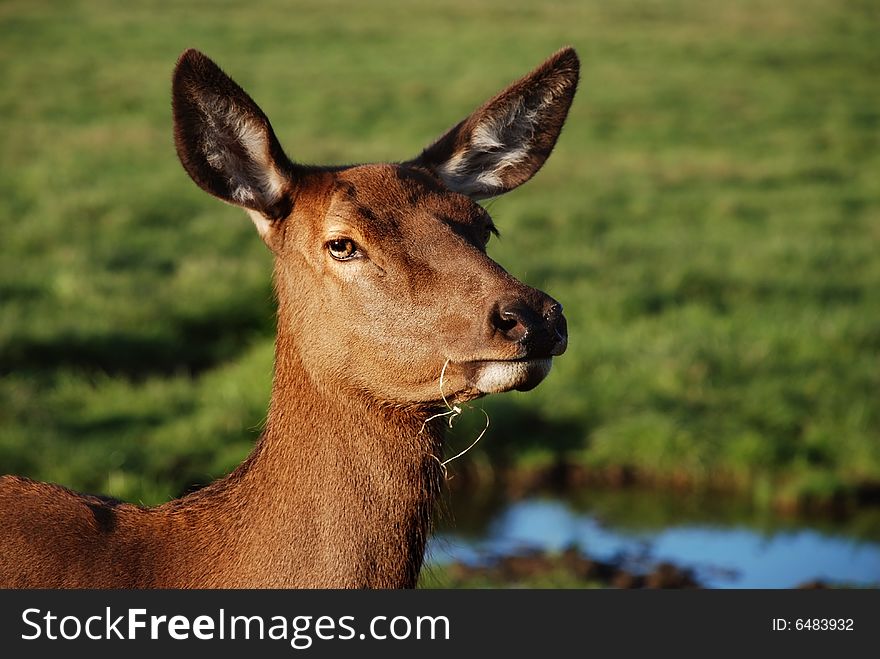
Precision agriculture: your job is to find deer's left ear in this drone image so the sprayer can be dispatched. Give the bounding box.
[410,47,579,200]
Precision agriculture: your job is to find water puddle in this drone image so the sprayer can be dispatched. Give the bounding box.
[428,490,880,587]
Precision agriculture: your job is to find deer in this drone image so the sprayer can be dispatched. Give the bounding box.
[0,46,578,588]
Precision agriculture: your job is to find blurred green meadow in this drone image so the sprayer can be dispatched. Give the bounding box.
[1,0,879,510]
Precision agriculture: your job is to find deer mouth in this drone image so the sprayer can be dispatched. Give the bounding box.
[463,358,553,394]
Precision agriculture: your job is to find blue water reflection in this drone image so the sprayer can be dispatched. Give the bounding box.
[428,498,880,588]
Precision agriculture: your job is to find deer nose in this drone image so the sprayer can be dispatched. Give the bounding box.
[492,298,568,357]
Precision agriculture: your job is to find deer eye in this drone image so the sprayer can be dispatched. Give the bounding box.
[327,238,359,261]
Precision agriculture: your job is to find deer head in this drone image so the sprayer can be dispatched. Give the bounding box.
[172,47,578,409]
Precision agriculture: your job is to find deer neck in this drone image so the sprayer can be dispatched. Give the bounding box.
[184,329,445,588]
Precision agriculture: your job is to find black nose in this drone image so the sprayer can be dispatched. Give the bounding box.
[492,298,567,357]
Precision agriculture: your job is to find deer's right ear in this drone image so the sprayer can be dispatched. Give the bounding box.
[172,49,295,236]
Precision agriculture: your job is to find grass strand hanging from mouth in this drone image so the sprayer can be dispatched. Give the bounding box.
[420,359,491,478]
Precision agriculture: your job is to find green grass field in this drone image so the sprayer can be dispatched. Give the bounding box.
[1,0,879,508]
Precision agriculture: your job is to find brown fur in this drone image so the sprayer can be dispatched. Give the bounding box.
[0,47,578,588]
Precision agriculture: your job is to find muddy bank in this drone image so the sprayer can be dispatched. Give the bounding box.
[428,547,855,589]
[430,546,701,589]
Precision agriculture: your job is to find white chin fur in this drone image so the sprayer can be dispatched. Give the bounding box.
[472,359,553,394]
